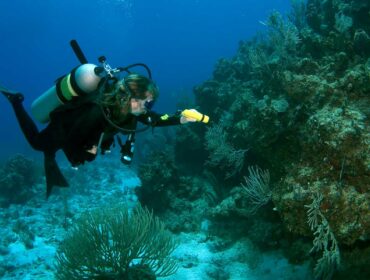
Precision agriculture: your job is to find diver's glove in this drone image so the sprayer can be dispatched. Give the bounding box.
[180,109,209,124]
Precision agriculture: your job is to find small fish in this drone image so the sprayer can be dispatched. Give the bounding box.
[259,20,267,26]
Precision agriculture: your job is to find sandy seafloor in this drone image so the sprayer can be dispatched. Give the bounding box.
[0,155,312,280]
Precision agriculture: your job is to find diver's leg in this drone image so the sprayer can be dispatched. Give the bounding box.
[2,87,69,197]
[1,90,43,150]
[0,84,24,102]
[1,90,24,103]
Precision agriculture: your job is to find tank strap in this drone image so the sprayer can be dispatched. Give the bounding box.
[55,66,90,104]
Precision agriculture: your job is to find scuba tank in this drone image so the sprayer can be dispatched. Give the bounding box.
[31,63,104,123]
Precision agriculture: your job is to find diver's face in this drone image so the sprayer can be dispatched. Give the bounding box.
[130,92,153,116]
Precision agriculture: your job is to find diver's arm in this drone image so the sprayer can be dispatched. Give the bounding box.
[137,111,182,127]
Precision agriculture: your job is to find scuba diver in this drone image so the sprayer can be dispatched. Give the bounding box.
[0,41,209,198]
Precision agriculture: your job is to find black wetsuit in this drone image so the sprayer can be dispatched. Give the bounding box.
[7,98,181,197]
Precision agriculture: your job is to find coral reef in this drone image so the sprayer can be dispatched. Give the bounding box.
[0,154,41,206]
[199,0,369,240]
[136,150,215,232]
[147,0,370,278]
[136,150,180,212]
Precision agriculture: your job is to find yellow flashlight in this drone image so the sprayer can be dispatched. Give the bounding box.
[181,109,209,124]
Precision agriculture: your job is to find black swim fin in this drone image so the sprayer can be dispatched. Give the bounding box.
[0,84,24,104]
[44,154,69,198]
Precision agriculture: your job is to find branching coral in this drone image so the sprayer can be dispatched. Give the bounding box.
[241,166,272,214]
[205,123,247,178]
[305,192,340,280]
[55,204,178,279]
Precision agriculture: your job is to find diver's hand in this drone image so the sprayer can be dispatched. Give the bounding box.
[180,109,198,124]
[86,145,98,154]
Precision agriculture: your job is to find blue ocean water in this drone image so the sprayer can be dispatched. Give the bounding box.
[0,0,290,160]
[1,1,369,279]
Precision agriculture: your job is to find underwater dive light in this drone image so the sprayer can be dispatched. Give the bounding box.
[181,109,209,124]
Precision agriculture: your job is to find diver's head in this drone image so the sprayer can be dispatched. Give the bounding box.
[117,73,159,115]
[129,95,154,116]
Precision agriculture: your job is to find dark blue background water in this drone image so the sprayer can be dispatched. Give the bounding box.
[0,0,290,160]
